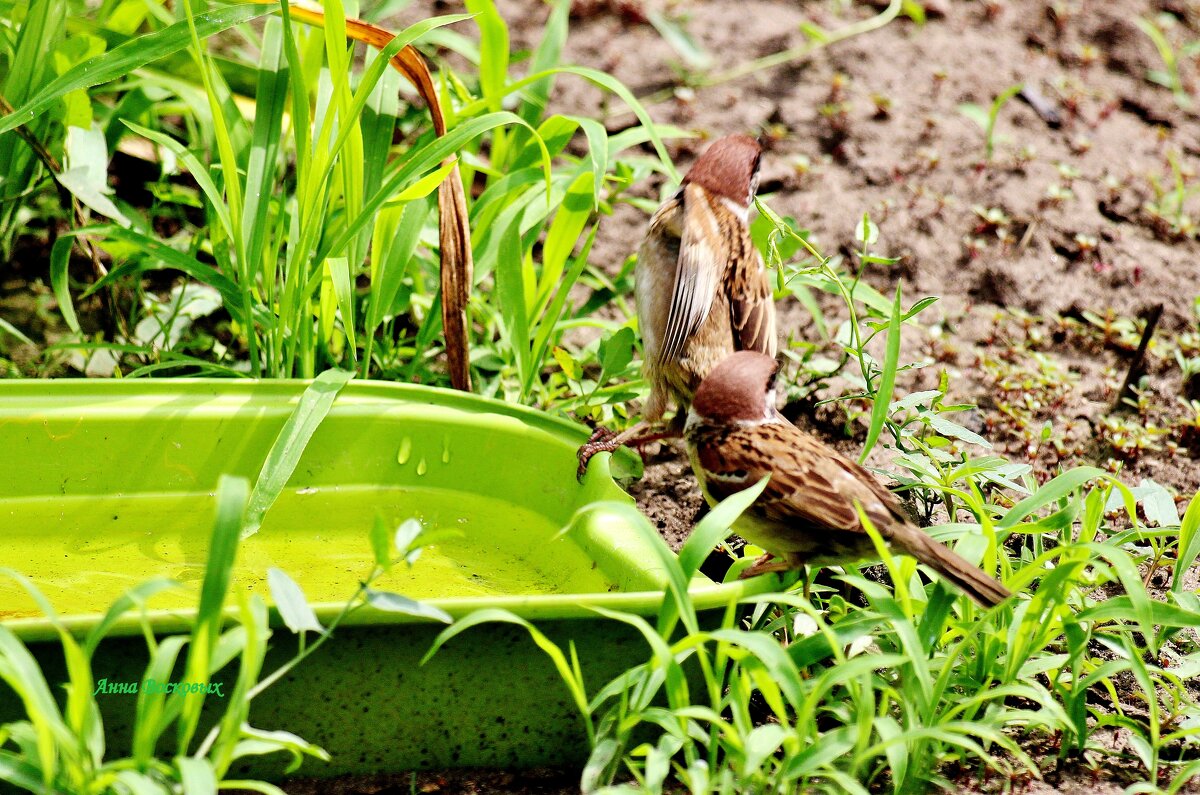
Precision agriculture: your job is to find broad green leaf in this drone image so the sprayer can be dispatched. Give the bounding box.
[496,222,531,386]
[175,756,217,795]
[366,590,452,623]
[267,568,323,635]
[59,124,129,225]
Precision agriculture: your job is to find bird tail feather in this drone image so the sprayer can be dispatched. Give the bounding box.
[893,526,1011,608]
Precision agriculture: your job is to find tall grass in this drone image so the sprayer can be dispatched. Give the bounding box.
[0,373,451,792]
[2,0,678,393]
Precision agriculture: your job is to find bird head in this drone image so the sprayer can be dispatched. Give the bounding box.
[689,351,780,427]
[682,134,762,209]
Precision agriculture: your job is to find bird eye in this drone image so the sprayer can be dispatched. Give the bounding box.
[767,362,780,390]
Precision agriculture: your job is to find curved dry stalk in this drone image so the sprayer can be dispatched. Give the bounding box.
[288,2,473,391]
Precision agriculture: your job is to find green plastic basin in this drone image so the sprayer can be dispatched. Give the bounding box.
[0,380,763,776]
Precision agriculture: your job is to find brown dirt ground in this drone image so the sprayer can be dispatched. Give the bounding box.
[308,0,1200,792]
[532,0,1200,546]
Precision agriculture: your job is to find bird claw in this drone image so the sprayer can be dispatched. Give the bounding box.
[737,553,792,579]
[576,427,620,481]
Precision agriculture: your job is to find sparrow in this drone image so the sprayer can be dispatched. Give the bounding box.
[684,351,1011,608]
[577,134,777,477]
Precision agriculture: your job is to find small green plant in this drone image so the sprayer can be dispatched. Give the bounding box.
[1098,413,1170,463]
[0,481,450,793]
[958,83,1023,161]
[972,204,1015,245]
[7,0,677,390]
[1175,398,1200,452]
[1135,15,1194,110]
[0,476,328,793]
[427,457,1200,792]
[0,371,449,792]
[1144,149,1198,240]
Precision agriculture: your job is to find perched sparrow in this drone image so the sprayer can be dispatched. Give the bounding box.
[577,135,776,477]
[684,351,1011,608]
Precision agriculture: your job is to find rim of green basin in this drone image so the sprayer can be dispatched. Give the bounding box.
[1,378,784,644]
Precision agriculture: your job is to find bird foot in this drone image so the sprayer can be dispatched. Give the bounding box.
[576,427,620,481]
[738,553,793,579]
[630,430,677,456]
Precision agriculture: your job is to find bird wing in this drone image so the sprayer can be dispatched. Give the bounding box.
[658,183,724,365]
[727,234,777,357]
[698,423,903,535]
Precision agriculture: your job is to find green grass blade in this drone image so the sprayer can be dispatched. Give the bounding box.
[132,634,187,763]
[122,120,235,242]
[534,169,594,318]
[860,282,902,462]
[998,466,1105,529]
[677,476,770,581]
[458,64,678,182]
[0,625,72,783]
[364,198,433,372]
[1172,491,1200,594]
[177,475,249,751]
[242,16,288,289]
[326,256,357,364]
[496,221,532,389]
[76,224,245,313]
[707,628,804,710]
[589,606,687,710]
[525,226,597,396]
[243,369,354,538]
[176,755,217,795]
[0,4,275,134]
[1,0,64,106]
[422,608,591,725]
[319,111,534,263]
[518,0,568,125]
[468,0,509,113]
[361,54,401,179]
[48,236,81,335]
[84,578,179,656]
[0,750,60,792]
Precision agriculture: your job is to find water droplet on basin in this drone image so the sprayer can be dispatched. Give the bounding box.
[416,457,427,476]
[442,436,451,464]
[397,437,412,465]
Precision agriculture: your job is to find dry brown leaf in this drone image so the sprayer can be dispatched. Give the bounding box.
[289,2,473,390]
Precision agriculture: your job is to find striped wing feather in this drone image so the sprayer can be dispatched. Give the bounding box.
[659,184,723,364]
[698,423,906,537]
[727,233,776,357]
[693,421,1012,607]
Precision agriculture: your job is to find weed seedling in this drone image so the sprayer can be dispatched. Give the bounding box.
[1136,15,1194,110]
[958,83,1024,161]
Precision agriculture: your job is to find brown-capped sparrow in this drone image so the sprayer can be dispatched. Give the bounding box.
[684,351,1011,608]
[577,134,777,478]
